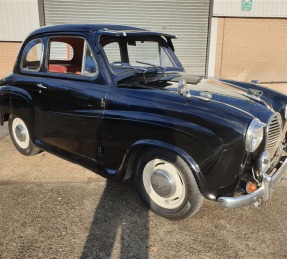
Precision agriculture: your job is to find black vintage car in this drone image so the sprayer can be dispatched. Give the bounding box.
[1,24,287,220]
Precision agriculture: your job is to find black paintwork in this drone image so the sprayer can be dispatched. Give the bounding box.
[1,24,287,199]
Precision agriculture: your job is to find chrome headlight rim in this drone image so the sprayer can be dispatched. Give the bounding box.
[284,104,287,120]
[245,118,266,152]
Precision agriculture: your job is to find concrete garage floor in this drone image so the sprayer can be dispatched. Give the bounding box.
[1,92,287,258]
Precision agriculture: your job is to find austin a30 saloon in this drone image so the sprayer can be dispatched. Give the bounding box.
[1,24,287,220]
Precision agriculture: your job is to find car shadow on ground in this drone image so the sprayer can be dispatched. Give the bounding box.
[80,179,150,258]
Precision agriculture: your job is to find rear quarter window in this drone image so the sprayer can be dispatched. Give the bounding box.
[20,38,43,71]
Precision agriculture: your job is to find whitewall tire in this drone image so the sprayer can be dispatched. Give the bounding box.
[9,115,40,156]
[135,148,204,220]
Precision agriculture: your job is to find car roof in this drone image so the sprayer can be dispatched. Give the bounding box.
[27,24,177,39]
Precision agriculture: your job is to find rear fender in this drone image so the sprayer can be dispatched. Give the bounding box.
[0,86,12,125]
[4,86,35,139]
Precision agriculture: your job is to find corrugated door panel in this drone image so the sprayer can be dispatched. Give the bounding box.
[0,0,40,41]
[43,0,210,75]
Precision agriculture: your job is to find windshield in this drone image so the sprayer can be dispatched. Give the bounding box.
[101,36,183,73]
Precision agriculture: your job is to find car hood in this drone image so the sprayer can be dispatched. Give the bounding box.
[118,71,287,123]
[164,75,272,117]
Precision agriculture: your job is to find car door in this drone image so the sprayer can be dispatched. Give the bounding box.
[36,36,108,162]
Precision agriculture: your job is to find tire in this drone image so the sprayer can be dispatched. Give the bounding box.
[8,115,40,156]
[135,148,204,220]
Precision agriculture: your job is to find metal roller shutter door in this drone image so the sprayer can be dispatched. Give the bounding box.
[43,0,210,75]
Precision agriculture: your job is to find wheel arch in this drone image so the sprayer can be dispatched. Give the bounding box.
[118,139,208,198]
[0,86,12,125]
[8,86,35,140]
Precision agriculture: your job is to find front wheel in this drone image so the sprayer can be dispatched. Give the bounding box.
[9,115,40,156]
[135,148,204,220]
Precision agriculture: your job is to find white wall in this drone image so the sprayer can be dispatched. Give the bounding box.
[214,0,287,18]
[0,0,41,41]
[207,17,218,77]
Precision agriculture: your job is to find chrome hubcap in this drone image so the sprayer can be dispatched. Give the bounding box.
[15,125,27,142]
[151,169,176,198]
[12,118,30,149]
[142,158,186,209]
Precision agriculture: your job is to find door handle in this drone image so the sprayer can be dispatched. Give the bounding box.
[37,83,47,89]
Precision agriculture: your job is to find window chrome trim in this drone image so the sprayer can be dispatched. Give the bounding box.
[20,38,44,73]
[82,42,99,77]
[81,40,87,75]
[46,36,99,78]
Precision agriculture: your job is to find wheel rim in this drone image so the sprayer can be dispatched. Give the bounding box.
[12,118,30,149]
[142,158,186,209]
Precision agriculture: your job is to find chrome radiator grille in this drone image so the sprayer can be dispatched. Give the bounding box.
[267,113,282,159]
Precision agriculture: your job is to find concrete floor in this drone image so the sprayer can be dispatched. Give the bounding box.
[0,123,8,139]
[0,123,287,258]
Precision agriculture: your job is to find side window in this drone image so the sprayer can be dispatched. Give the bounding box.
[21,38,43,71]
[49,41,74,61]
[83,43,97,76]
[47,37,97,76]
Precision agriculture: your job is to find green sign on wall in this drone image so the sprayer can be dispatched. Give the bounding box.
[242,0,252,11]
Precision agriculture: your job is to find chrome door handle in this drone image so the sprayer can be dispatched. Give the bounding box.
[37,83,47,89]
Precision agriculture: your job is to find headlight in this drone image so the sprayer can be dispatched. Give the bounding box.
[245,118,265,152]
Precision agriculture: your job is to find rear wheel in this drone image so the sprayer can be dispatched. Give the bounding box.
[135,148,203,220]
[9,115,40,156]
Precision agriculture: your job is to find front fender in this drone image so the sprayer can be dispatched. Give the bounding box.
[118,139,210,198]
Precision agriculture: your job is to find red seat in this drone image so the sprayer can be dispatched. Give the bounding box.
[67,66,81,74]
[48,64,67,73]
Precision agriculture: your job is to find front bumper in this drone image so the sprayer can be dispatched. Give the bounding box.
[218,157,287,208]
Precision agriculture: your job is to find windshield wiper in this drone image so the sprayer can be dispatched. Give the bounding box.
[121,65,147,72]
[136,61,166,72]
[111,63,147,72]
